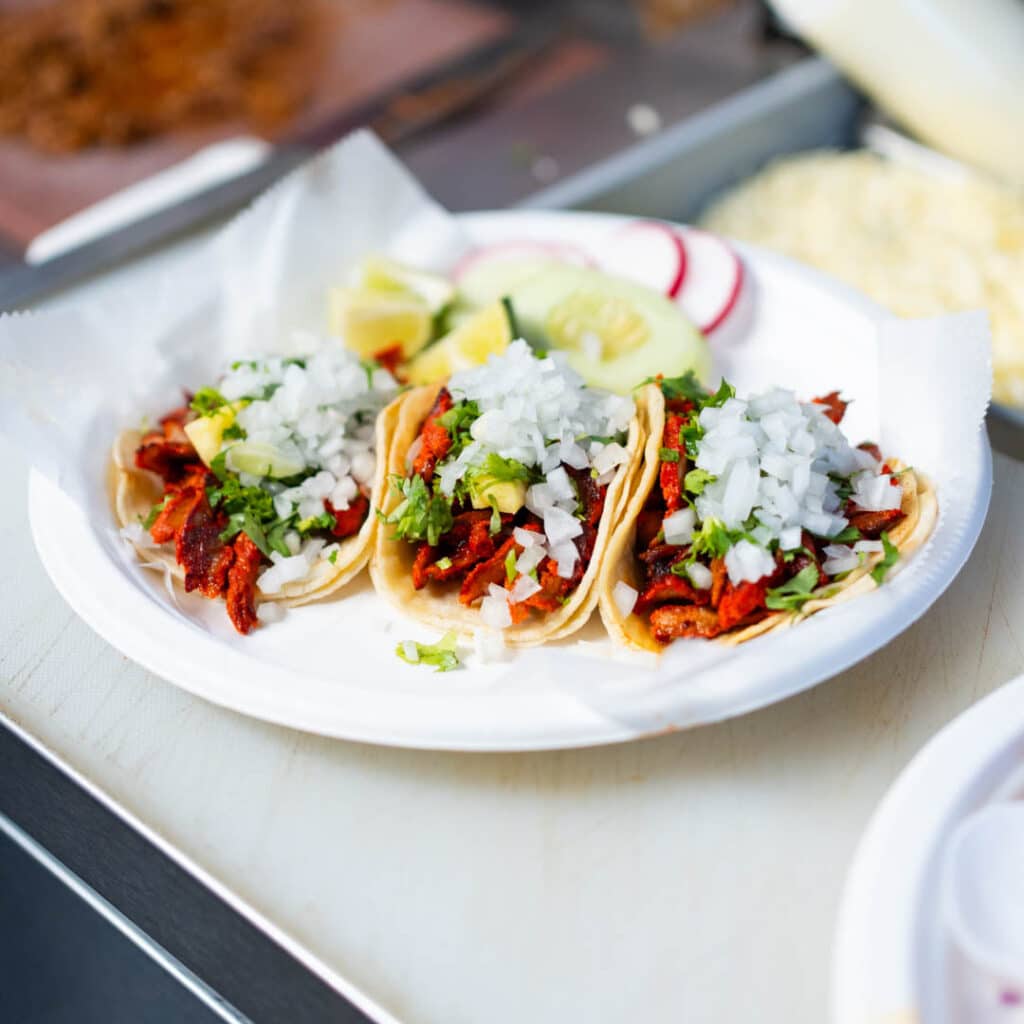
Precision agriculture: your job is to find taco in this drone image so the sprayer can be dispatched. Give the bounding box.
[371,340,643,646]
[598,375,938,651]
[113,347,400,633]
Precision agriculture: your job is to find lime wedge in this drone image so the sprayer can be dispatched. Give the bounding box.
[328,287,432,360]
[358,256,455,315]
[406,299,514,385]
[183,402,243,467]
[226,441,305,480]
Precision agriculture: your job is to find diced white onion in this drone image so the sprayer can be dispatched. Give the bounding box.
[822,544,861,575]
[663,507,696,546]
[613,581,638,617]
[510,574,542,603]
[686,562,713,590]
[724,539,776,584]
[479,584,513,629]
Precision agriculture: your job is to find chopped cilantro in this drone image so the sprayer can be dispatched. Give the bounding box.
[781,545,811,563]
[222,422,246,441]
[488,498,502,535]
[765,564,821,611]
[208,476,276,521]
[208,475,285,557]
[297,511,335,535]
[327,549,338,565]
[437,400,480,453]
[684,468,715,495]
[220,509,271,558]
[690,517,735,560]
[679,416,703,459]
[505,548,517,584]
[435,556,453,571]
[829,472,854,502]
[383,474,453,546]
[641,371,705,404]
[831,525,862,544]
[209,450,229,483]
[190,387,228,417]
[659,447,680,463]
[705,378,736,409]
[669,518,737,575]
[266,520,292,558]
[396,632,460,672]
[141,495,168,531]
[870,531,900,584]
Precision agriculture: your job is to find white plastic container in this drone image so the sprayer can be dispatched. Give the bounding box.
[769,0,1024,185]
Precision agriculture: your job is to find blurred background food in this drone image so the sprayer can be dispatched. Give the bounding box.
[0,0,328,153]
[701,150,1024,407]
[3,0,1024,411]
[0,0,803,255]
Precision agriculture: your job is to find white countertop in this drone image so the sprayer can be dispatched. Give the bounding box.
[4,430,1023,1023]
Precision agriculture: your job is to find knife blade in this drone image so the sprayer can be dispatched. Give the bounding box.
[0,20,556,313]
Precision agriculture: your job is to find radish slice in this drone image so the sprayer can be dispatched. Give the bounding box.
[453,241,591,281]
[675,229,743,334]
[595,220,687,299]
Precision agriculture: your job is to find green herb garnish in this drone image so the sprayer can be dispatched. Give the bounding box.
[659,447,680,463]
[141,495,169,531]
[383,474,454,547]
[640,371,704,404]
[831,525,862,544]
[190,387,228,417]
[505,548,517,584]
[765,564,821,611]
[435,556,453,571]
[870,531,900,584]
[684,468,715,495]
[327,550,338,565]
[396,632,460,672]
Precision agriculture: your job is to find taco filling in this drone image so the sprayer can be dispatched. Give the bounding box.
[120,348,397,633]
[380,340,635,632]
[617,374,915,644]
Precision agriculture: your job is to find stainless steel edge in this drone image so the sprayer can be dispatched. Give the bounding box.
[518,57,862,221]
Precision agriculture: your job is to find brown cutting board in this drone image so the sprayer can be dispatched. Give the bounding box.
[0,0,509,249]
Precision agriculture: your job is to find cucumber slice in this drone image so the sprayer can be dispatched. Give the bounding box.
[456,257,555,308]
[508,265,711,393]
[226,441,305,480]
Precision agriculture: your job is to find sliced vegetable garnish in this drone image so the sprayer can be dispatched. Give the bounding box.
[870,531,900,584]
[673,229,744,334]
[396,632,461,672]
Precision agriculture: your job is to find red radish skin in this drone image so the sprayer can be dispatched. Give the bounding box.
[674,228,743,335]
[700,252,744,335]
[596,220,688,299]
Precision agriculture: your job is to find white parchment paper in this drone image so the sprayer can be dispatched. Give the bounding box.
[0,130,470,521]
[0,144,998,747]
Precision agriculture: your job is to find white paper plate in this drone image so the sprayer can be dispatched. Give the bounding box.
[833,673,1024,1024]
[28,211,992,751]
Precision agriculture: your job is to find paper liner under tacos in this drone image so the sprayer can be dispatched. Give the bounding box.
[111,397,401,607]
[370,383,646,647]
[598,384,939,653]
